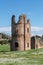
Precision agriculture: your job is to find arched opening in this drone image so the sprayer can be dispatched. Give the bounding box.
[15,42,19,50]
[31,37,35,49]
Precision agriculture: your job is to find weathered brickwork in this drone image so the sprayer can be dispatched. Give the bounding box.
[11,14,31,51]
[31,36,43,49]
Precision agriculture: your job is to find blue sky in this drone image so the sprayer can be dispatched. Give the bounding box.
[0,0,43,36]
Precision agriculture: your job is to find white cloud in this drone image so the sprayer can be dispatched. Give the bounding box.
[31,26,43,36]
[31,26,43,32]
[0,26,43,36]
[0,27,11,32]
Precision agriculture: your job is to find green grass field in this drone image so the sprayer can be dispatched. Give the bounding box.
[0,44,10,51]
[0,44,43,65]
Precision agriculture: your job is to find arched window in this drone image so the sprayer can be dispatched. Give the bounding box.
[27,28,29,33]
[27,43,29,47]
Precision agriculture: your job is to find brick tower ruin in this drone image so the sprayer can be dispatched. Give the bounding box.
[10,14,31,51]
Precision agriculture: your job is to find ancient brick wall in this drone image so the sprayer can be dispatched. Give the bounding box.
[11,14,31,51]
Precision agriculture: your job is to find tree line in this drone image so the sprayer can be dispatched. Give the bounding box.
[0,33,11,45]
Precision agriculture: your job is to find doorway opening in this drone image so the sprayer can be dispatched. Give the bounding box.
[31,37,35,49]
[15,42,19,50]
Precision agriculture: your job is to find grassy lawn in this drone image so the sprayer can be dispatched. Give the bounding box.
[0,44,43,65]
[0,44,10,51]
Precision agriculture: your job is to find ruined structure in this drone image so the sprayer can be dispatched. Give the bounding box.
[11,14,31,51]
[31,36,43,49]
